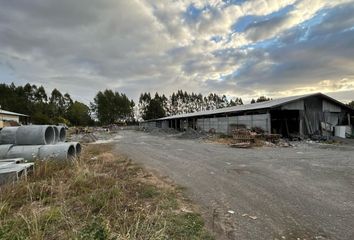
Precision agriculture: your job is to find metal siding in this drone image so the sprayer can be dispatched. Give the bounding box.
[203,119,210,131]
[195,113,270,134]
[281,100,304,110]
[323,100,341,112]
[218,117,228,133]
[161,121,169,129]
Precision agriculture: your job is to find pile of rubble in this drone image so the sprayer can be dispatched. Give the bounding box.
[143,127,179,136]
[178,128,205,139]
[0,125,81,184]
[229,127,288,148]
[69,132,98,143]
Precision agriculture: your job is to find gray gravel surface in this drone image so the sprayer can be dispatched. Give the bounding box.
[114,130,354,240]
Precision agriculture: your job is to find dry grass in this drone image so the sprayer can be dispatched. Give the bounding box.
[0,143,213,240]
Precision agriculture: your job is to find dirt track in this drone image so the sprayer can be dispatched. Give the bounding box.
[114,130,354,240]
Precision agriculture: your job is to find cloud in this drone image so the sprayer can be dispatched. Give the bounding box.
[0,0,354,104]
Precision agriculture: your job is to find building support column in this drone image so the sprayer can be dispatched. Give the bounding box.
[348,113,351,126]
[267,111,271,134]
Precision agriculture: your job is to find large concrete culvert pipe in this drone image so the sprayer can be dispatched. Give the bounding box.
[16,125,55,145]
[39,144,76,161]
[66,142,81,157]
[0,127,19,144]
[0,144,13,159]
[55,126,66,142]
[6,145,42,161]
[75,142,82,156]
[53,126,59,144]
[49,142,81,158]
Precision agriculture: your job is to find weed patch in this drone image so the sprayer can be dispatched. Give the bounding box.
[0,143,213,240]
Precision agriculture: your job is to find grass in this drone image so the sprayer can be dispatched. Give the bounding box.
[0,143,213,240]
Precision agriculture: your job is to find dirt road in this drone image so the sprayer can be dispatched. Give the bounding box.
[114,130,354,240]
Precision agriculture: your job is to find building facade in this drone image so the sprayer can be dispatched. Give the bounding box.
[140,93,354,138]
[0,109,29,127]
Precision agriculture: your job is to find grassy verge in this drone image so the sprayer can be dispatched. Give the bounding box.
[0,144,213,240]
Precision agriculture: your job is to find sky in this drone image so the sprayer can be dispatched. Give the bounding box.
[0,0,354,104]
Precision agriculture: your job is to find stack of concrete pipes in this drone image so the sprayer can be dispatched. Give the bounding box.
[0,125,81,161]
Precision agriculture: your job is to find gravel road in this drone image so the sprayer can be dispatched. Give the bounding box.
[114,130,354,240]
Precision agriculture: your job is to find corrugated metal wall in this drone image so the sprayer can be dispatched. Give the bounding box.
[196,113,270,134]
[139,121,157,129]
[323,100,341,112]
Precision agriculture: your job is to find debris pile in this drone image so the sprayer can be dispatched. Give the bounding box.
[178,128,205,139]
[229,128,257,148]
[143,127,180,136]
[229,128,283,148]
[69,132,98,143]
[68,126,132,143]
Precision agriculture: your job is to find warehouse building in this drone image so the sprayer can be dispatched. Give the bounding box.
[140,93,354,138]
[0,109,29,128]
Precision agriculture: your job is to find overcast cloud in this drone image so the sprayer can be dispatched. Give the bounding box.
[0,0,354,103]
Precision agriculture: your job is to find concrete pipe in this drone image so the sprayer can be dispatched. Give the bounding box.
[0,158,24,163]
[0,127,19,144]
[55,126,66,142]
[49,142,80,157]
[39,144,76,160]
[75,142,82,156]
[53,126,59,143]
[0,144,13,159]
[6,145,42,161]
[65,142,81,157]
[16,125,55,145]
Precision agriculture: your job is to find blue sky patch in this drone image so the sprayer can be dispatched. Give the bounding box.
[184,4,205,22]
[232,4,295,33]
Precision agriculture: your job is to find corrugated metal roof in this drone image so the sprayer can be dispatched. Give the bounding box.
[157,92,323,121]
[0,109,29,117]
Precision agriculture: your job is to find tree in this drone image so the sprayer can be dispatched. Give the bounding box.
[34,86,47,103]
[49,88,65,118]
[63,93,73,111]
[229,97,243,106]
[256,96,271,103]
[144,98,165,120]
[140,93,166,120]
[138,92,151,119]
[251,99,256,104]
[348,101,354,109]
[31,111,51,124]
[67,101,92,126]
[92,89,134,124]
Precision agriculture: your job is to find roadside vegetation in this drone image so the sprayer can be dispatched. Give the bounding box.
[0,144,213,240]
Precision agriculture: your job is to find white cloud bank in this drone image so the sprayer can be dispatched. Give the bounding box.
[0,0,354,103]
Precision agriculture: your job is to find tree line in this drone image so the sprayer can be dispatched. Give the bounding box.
[138,91,278,120]
[0,83,92,126]
[0,83,136,125]
[138,90,244,120]
[5,82,351,125]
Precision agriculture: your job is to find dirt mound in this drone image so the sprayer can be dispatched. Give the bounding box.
[178,128,205,139]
